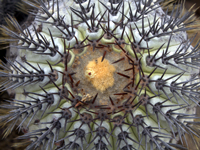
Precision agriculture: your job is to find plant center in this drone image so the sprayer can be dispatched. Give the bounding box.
[85,57,116,92]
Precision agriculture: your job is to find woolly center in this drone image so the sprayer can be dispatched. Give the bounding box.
[85,57,116,92]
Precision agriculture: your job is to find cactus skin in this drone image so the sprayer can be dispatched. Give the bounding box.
[0,0,200,149]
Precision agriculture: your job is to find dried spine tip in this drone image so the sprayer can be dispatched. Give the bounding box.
[0,0,200,150]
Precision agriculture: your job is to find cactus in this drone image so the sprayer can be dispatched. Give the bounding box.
[0,0,200,149]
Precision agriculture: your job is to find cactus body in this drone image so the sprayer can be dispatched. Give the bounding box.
[0,0,200,150]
